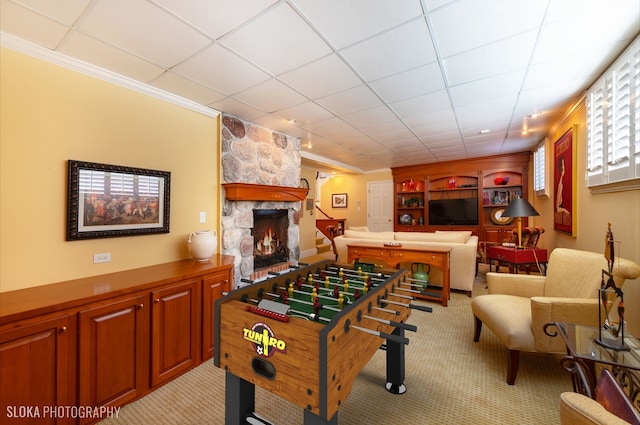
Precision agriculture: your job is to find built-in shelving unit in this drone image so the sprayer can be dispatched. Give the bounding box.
[391,152,531,241]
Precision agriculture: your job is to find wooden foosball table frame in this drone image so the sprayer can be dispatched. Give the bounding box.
[213,260,430,425]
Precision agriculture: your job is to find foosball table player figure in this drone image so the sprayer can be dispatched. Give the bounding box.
[213,259,432,425]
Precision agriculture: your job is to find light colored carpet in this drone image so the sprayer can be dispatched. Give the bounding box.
[99,264,571,424]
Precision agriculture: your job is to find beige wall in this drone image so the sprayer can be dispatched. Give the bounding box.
[0,48,221,292]
[318,171,392,229]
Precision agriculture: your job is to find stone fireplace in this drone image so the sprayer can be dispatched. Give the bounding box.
[220,114,307,288]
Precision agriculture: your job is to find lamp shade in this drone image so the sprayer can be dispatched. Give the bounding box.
[502,197,539,218]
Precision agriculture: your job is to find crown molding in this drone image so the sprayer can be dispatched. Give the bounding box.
[1,32,220,119]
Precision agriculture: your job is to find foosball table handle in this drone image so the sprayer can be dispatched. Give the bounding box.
[351,324,410,345]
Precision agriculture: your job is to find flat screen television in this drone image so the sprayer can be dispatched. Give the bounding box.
[428,198,478,226]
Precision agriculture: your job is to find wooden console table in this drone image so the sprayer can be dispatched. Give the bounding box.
[347,242,451,306]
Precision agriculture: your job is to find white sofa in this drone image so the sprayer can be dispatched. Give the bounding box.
[333,229,479,295]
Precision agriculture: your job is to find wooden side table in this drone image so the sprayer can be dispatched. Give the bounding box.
[487,245,548,275]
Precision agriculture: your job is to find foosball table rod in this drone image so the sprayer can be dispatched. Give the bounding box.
[348,323,410,345]
[381,297,433,313]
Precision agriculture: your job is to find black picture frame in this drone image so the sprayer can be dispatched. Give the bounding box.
[67,160,170,240]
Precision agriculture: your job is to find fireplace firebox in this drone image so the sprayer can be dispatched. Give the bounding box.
[252,209,289,271]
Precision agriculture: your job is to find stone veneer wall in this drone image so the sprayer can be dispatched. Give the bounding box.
[220,114,302,288]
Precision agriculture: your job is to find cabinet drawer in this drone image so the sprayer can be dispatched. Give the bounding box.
[349,247,390,259]
[390,250,447,268]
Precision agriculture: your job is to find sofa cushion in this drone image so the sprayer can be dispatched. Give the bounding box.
[348,226,369,231]
[342,230,395,240]
[435,230,472,243]
[395,232,468,244]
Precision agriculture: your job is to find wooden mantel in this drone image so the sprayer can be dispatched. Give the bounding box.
[222,183,309,202]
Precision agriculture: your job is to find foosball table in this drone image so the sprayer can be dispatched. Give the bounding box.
[213,260,432,425]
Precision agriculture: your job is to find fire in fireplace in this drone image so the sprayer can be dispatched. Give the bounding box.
[252,209,289,271]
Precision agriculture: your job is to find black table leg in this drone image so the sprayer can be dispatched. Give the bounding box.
[385,327,407,394]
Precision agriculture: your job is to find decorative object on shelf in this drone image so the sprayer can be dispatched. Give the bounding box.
[299,178,309,189]
[407,178,417,190]
[404,197,420,207]
[188,230,217,262]
[448,177,457,188]
[399,213,412,225]
[490,208,515,225]
[501,197,539,247]
[66,160,171,240]
[596,223,629,351]
[493,176,510,185]
[332,193,348,208]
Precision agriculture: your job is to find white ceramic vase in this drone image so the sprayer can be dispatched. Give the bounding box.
[188,230,217,262]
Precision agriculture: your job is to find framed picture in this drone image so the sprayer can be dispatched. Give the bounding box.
[67,160,171,240]
[306,198,315,213]
[332,193,348,208]
[553,125,577,236]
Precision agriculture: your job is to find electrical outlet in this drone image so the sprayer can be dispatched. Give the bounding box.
[93,253,111,264]
[199,211,206,223]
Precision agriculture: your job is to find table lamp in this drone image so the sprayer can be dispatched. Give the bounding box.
[501,197,539,248]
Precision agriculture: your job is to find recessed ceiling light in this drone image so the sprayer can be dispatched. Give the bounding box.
[479,129,490,134]
[288,119,296,124]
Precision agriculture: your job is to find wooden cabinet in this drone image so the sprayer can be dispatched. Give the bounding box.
[392,152,531,239]
[394,177,426,231]
[0,256,234,425]
[202,271,231,360]
[151,279,199,387]
[0,314,76,425]
[78,294,148,418]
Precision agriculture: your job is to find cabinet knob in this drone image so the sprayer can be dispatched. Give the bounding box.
[154,298,160,303]
[60,326,67,333]
[138,303,144,309]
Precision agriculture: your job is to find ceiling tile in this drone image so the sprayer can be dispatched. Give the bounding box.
[1,1,70,49]
[443,30,537,86]
[272,101,334,125]
[428,0,547,57]
[153,0,278,40]
[151,72,226,105]
[315,85,382,116]
[292,0,424,49]
[174,44,270,95]
[208,98,264,121]
[278,54,362,99]
[219,3,331,75]
[79,0,211,68]
[340,18,436,82]
[389,90,451,119]
[9,0,92,26]
[370,62,445,103]
[59,32,166,82]
[233,79,307,113]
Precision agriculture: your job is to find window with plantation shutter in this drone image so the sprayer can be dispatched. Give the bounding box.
[586,36,639,188]
[533,140,547,196]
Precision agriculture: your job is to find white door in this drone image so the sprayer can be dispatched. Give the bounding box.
[367,180,394,232]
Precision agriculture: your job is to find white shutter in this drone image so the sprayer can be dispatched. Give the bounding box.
[586,36,639,187]
[533,140,547,196]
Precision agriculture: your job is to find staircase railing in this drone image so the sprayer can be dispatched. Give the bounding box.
[314,206,344,260]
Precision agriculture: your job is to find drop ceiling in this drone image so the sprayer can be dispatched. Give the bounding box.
[1,0,638,173]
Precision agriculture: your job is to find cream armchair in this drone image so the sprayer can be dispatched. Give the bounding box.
[471,248,640,385]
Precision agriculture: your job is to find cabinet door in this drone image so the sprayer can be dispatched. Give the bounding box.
[151,279,199,387]
[78,294,148,418]
[202,271,231,360]
[0,315,75,425]
[484,228,511,244]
